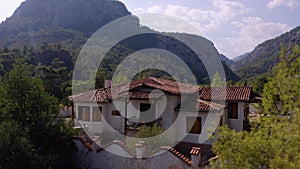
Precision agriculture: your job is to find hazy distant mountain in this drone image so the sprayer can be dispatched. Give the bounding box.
[219,54,234,66]
[232,26,300,78]
[232,52,249,62]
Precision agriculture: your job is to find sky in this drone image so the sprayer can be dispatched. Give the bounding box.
[118,0,300,58]
[0,0,299,58]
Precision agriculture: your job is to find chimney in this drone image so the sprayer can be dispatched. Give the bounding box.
[244,80,248,86]
[92,136,101,152]
[135,141,146,159]
[190,147,201,167]
[105,80,112,88]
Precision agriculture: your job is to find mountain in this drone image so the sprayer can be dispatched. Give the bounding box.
[232,52,249,62]
[0,0,239,84]
[232,26,300,78]
[219,54,234,66]
[0,0,131,49]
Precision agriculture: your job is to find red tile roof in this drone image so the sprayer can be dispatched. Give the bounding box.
[69,77,257,104]
[175,99,225,112]
[200,86,253,101]
[118,77,200,95]
[195,99,225,111]
[118,91,164,99]
[150,146,192,166]
[68,90,97,102]
[69,77,200,103]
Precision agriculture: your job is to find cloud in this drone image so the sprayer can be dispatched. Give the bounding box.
[132,0,249,33]
[266,0,300,9]
[225,17,289,56]
[127,0,291,58]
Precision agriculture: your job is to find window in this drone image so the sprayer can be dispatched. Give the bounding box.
[92,107,102,122]
[112,110,121,116]
[186,117,202,134]
[228,102,238,119]
[78,106,90,121]
[140,103,151,112]
[219,115,223,126]
[139,103,154,122]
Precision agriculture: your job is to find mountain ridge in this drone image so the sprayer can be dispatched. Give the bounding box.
[231,25,300,78]
[0,0,131,48]
[0,0,240,83]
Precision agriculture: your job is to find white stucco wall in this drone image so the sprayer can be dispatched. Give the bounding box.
[160,95,180,129]
[176,111,210,144]
[74,102,106,133]
[74,96,246,144]
[228,102,244,131]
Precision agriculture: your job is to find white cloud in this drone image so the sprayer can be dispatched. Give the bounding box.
[267,0,300,9]
[225,17,289,56]
[127,1,292,58]
[132,0,249,33]
[212,0,249,20]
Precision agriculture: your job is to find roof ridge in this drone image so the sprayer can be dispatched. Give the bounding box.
[197,99,225,110]
[148,77,165,85]
[149,146,192,166]
[90,89,98,101]
[102,139,135,157]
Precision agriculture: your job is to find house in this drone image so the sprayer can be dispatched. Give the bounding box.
[69,77,259,146]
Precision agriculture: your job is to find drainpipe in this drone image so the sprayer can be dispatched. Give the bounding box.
[124,98,128,135]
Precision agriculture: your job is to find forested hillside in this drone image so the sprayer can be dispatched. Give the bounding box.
[0,0,239,93]
[0,0,130,49]
[231,25,300,78]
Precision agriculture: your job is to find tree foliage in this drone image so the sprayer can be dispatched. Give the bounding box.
[0,59,75,168]
[211,71,226,86]
[211,46,300,169]
[263,46,300,115]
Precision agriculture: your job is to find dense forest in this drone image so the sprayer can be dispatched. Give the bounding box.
[0,59,76,168]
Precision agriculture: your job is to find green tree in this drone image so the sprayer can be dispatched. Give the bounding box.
[263,46,300,116]
[0,59,75,168]
[210,46,300,169]
[211,71,226,86]
[0,120,35,169]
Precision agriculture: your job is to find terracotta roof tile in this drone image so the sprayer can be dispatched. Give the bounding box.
[195,99,225,111]
[102,140,135,157]
[175,99,225,112]
[200,86,253,101]
[118,91,164,99]
[150,146,192,166]
[69,78,256,104]
[69,77,200,103]
[68,90,97,102]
